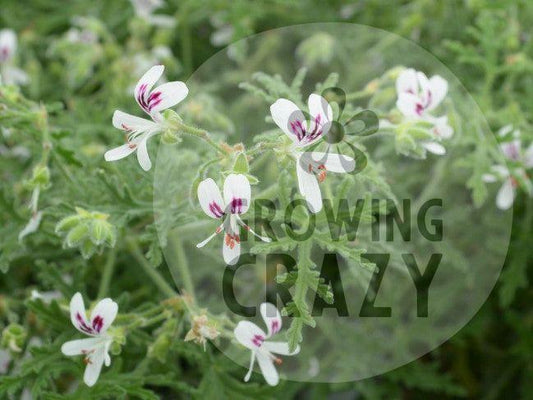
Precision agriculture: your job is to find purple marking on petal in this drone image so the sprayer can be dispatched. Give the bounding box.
[415,103,425,116]
[92,315,104,333]
[147,91,162,111]
[252,334,265,347]
[271,320,280,334]
[76,312,95,334]
[0,47,9,63]
[230,197,243,214]
[306,114,323,142]
[137,84,150,112]
[290,120,306,141]
[209,202,225,218]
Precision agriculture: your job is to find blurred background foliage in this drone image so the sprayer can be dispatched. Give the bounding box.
[0,0,532,399]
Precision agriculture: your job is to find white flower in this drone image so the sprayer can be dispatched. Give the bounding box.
[130,0,175,27]
[61,293,118,387]
[104,65,188,171]
[197,174,271,265]
[234,303,300,386]
[0,29,28,85]
[0,29,16,64]
[482,126,533,210]
[270,94,355,213]
[396,68,452,155]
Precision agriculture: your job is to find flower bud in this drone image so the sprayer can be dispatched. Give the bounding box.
[56,208,117,259]
[233,152,249,174]
[1,323,27,353]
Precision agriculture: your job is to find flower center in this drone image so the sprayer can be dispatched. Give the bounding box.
[225,233,240,249]
[308,163,327,182]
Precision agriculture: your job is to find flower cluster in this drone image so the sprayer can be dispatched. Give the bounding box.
[394,68,453,155]
[482,125,533,210]
[55,61,522,388]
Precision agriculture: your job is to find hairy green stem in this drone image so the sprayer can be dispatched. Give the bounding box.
[167,236,196,298]
[174,120,229,156]
[126,238,177,298]
[97,248,117,299]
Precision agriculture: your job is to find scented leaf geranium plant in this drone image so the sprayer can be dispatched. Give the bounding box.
[1,2,532,399]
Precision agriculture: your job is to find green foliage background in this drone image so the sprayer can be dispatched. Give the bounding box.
[0,0,532,399]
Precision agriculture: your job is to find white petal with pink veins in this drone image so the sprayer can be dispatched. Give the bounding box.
[70,293,96,336]
[260,303,282,338]
[234,321,267,351]
[147,81,188,114]
[89,298,118,335]
[270,99,307,145]
[396,68,419,95]
[307,94,332,145]
[134,65,165,113]
[396,92,421,117]
[223,174,251,215]
[198,178,225,219]
[0,29,16,63]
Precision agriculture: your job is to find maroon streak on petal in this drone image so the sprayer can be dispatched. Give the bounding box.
[209,202,225,218]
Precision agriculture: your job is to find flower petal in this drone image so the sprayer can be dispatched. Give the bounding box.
[147,81,189,114]
[84,346,106,387]
[422,141,446,155]
[262,341,300,356]
[0,29,16,63]
[396,92,421,117]
[223,174,251,215]
[70,293,95,336]
[270,99,307,145]
[256,352,279,386]
[112,110,157,133]
[500,140,521,161]
[234,321,267,351]
[307,94,332,144]
[89,298,118,335]
[61,337,105,356]
[496,179,515,210]
[296,154,322,213]
[223,231,241,265]
[260,303,282,338]
[198,178,225,219]
[396,68,418,95]
[134,65,164,114]
[104,144,136,162]
[136,135,152,171]
[426,75,448,110]
[309,152,355,173]
[431,116,453,139]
